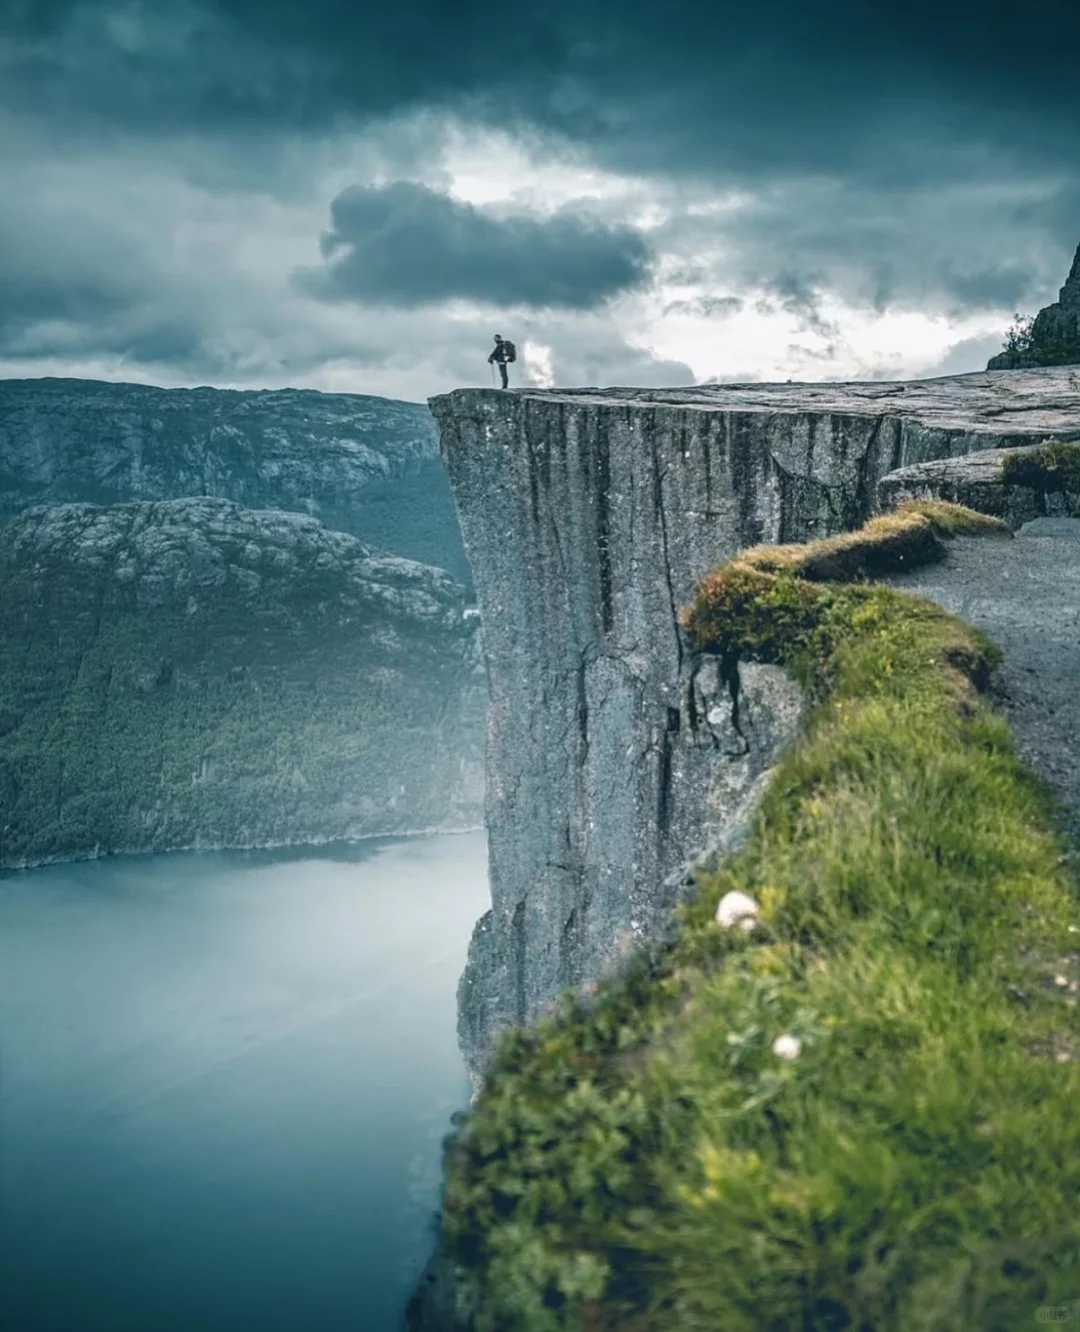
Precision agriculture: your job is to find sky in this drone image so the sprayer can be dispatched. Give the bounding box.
[1,0,1078,401]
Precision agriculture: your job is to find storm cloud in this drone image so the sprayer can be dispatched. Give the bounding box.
[652,174,1080,326]
[4,0,1078,184]
[299,182,653,309]
[0,0,1077,393]
[0,122,691,394]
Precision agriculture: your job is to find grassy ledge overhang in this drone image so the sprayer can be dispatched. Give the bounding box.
[431,500,1080,1332]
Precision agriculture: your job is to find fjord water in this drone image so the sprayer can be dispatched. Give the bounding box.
[0,832,488,1332]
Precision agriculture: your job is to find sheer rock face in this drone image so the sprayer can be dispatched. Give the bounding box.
[430,369,1080,1078]
[0,377,470,582]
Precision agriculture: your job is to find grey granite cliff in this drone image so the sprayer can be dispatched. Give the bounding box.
[430,367,1080,1078]
[0,377,470,583]
[0,498,485,868]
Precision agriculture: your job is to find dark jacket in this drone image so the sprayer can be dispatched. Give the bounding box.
[488,341,511,364]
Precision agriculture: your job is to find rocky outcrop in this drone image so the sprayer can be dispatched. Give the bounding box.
[0,498,485,868]
[877,443,1080,527]
[988,242,1080,369]
[0,377,470,582]
[431,367,1080,1078]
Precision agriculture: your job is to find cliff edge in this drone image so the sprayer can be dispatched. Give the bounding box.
[431,367,1080,1078]
[410,499,1080,1332]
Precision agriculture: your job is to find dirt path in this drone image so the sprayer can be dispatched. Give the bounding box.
[881,518,1080,850]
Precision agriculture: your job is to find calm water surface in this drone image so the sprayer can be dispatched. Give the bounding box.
[0,832,489,1332]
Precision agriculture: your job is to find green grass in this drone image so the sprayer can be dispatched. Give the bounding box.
[434,501,1080,1332]
[1000,442,1080,514]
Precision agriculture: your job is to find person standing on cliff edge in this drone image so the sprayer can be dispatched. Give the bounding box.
[487,334,516,388]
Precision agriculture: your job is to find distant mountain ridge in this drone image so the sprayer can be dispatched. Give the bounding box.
[0,497,484,868]
[0,376,471,583]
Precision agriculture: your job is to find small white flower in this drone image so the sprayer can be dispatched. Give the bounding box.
[716,890,759,932]
[772,1033,802,1060]
[1054,974,1070,988]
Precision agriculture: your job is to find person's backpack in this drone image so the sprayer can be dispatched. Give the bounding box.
[502,339,517,363]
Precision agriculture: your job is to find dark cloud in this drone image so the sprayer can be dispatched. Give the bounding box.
[0,142,294,376]
[3,0,1079,188]
[0,137,686,394]
[754,273,838,338]
[297,182,653,309]
[0,267,130,343]
[3,0,1079,389]
[0,180,147,352]
[653,176,1080,324]
[0,251,213,371]
[662,295,743,320]
[3,1,1078,335]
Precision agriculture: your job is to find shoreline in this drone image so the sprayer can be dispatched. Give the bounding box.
[0,821,486,876]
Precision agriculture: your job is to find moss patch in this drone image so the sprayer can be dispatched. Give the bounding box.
[434,501,1079,1332]
[1000,442,1080,513]
[733,499,1010,584]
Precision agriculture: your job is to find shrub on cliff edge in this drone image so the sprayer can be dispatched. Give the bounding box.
[435,500,1080,1332]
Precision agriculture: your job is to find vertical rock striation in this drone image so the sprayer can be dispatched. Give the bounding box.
[430,369,1080,1077]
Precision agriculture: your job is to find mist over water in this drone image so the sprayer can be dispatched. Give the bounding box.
[0,832,489,1332]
